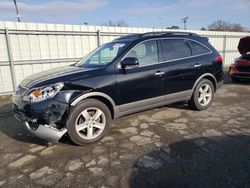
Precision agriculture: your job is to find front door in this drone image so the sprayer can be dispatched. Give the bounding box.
[117,40,165,111]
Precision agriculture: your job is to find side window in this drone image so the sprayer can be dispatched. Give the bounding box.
[188,40,211,55]
[126,40,158,66]
[161,39,191,61]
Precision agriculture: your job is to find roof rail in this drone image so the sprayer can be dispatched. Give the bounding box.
[140,32,199,38]
[114,34,141,41]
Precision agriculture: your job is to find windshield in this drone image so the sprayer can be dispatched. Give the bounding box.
[75,42,128,68]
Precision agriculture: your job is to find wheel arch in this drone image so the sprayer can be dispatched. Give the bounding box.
[192,73,217,93]
[70,92,116,119]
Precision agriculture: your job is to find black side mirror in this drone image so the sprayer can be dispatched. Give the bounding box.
[121,57,139,69]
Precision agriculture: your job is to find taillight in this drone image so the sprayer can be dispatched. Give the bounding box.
[216,56,223,63]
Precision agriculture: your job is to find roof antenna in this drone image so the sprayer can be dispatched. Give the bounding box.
[181,17,188,30]
[13,0,21,22]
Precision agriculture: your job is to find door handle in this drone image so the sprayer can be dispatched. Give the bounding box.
[155,71,165,76]
[194,64,202,68]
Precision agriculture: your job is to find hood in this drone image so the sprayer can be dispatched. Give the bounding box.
[20,65,99,88]
[238,36,250,55]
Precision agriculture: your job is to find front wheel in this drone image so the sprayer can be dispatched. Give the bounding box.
[67,99,111,145]
[188,79,214,111]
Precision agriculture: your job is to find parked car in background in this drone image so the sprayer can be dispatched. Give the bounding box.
[229,36,250,82]
[12,32,223,145]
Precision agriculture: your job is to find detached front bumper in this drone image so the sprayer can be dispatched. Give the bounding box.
[12,92,70,143]
[24,122,67,143]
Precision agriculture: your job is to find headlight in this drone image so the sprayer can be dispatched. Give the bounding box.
[24,83,64,103]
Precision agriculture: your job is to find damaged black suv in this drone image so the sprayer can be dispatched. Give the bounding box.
[12,32,223,145]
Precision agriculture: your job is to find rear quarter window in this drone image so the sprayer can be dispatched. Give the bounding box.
[161,39,191,61]
[188,40,211,55]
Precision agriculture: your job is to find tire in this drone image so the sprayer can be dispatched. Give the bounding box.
[188,79,214,111]
[231,76,241,83]
[67,99,111,145]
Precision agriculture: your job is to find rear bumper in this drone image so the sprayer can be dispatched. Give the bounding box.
[229,66,250,79]
[229,72,250,79]
[231,74,250,79]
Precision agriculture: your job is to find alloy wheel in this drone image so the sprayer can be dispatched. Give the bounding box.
[75,107,106,140]
[198,84,212,106]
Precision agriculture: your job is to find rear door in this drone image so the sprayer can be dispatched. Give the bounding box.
[159,38,204,94]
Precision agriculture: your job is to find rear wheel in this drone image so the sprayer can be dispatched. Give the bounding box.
[67,99,111,145]
[188,79,214,111]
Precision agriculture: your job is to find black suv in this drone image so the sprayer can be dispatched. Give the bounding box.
[12,32,223,145]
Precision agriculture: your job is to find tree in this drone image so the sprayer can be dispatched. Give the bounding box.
[207,20,246,32]
[167,26,180,30]
[231,23,246,32]
[200,27,207,31]
[102,20,128,27]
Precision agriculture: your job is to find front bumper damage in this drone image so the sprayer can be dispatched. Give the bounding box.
[25,122,67,143]
[12,91,73,143]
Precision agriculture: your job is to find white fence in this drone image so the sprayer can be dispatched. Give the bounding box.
[0,21,249,95]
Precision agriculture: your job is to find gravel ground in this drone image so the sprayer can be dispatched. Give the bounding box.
[0,73,250,188]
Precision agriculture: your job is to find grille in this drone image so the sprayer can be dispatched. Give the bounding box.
[236,66,250,73]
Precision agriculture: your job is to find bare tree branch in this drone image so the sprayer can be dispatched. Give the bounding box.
[102,20,128,27]
[207,20,246,32]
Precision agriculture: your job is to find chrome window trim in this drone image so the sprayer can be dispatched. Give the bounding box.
[117,37,212,69]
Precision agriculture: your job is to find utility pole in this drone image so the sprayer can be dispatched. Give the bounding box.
[13,0,21,22]
[181,16,188,30]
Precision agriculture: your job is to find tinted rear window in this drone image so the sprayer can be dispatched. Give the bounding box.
[161,39,191,61]
[188,40,211,55]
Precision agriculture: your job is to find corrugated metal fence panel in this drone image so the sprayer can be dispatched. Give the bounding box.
[0,34,9,61]
[0,21,249,95]
[0,66,13,93]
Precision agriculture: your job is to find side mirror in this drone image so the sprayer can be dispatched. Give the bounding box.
[121,57,139,69]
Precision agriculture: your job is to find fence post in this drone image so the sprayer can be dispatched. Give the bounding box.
[97,30,101,47]
[222,35,227,66]
[5,28,17,91]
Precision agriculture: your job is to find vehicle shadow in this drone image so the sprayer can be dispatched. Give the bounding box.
[0,103,48,146]
[129,135,250,188]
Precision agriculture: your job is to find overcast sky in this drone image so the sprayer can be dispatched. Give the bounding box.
[0,0,249,30]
